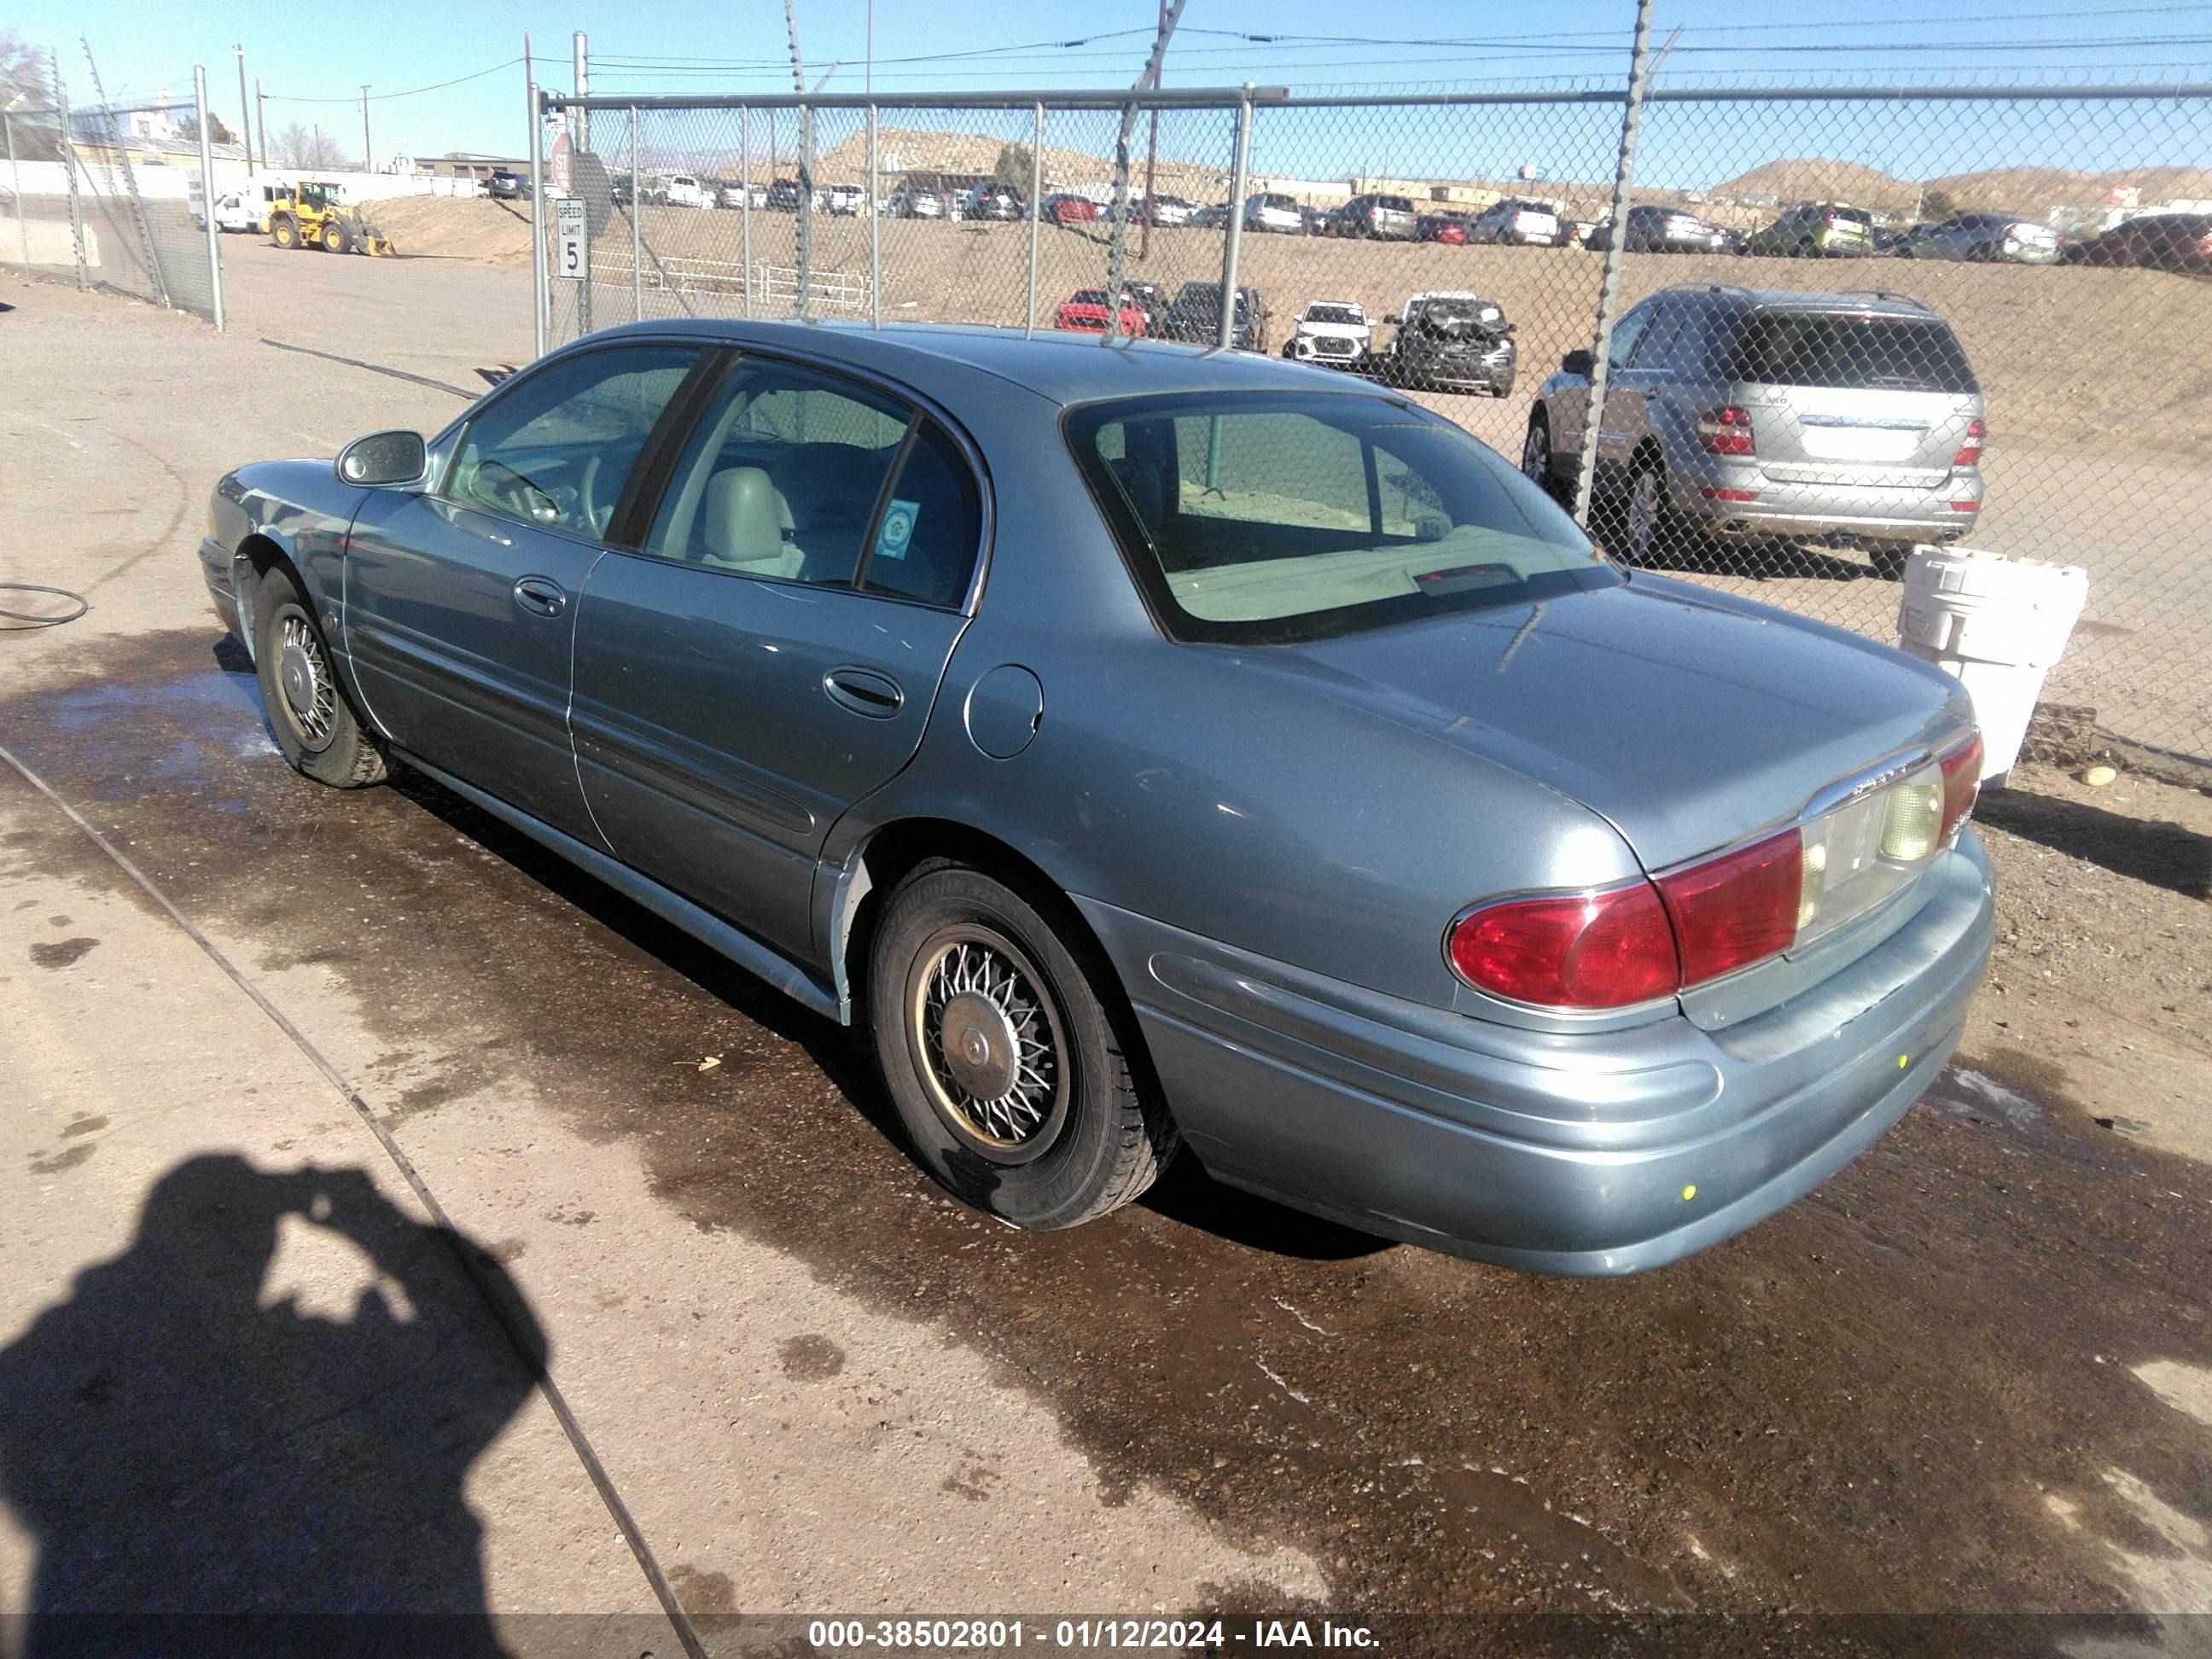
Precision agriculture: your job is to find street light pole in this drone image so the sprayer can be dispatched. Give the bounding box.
[359,85,371,172]
[254,77,266,169]
[234,44,253,176]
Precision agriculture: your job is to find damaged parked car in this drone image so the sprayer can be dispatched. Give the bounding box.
[1381,291,1517,395]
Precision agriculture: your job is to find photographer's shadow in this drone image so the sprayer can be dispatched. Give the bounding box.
[0,1154,544,1655]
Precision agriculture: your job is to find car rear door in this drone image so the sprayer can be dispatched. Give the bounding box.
[343,341,705,841]
[569,352,984,962]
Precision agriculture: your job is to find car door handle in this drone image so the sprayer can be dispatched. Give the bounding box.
[513,575,568,618]
[823,667,904,719]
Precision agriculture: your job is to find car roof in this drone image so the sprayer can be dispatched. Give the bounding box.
[1650,283,1939,319]
[579,318,1348,408]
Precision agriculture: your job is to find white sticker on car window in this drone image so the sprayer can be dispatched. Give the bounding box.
[875,498,919,561]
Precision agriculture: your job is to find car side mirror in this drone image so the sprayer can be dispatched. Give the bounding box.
[1561,349,1596,377]
[335,430,428,488]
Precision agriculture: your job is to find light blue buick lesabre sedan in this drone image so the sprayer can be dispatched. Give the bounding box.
[200,320,1994,1275]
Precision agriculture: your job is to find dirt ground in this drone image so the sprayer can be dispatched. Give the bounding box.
[3,252,2211,1651]
[362,194,2212,458]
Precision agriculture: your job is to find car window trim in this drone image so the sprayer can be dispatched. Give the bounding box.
[851,416,923,597]
[433,339,714,546]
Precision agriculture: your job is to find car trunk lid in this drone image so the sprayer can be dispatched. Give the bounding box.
[1252,577,1967,876]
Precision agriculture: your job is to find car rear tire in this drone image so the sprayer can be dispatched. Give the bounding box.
[1521,410,1557,495]
[1622,455,1676,568]
[251,571,387,789]
[869,861,1177,1231]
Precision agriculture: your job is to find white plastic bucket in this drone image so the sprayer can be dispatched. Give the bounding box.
[1897,547,2089,784]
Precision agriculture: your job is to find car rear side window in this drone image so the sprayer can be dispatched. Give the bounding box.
[645,358,910,585]
[1068,393,1615,646]
[1716,312,1979,395]
[859,419,982,609]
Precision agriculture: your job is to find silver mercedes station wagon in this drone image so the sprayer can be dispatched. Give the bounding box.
[200,321,1994,1276]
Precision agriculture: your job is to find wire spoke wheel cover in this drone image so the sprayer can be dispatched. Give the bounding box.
[274,609,338,750]
[907,926,1070,1165]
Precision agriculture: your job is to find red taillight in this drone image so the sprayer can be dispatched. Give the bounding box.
[2199,231,2212,259]
[1655,828,1804,988]
[1697,406,1755,456]
[1950,500,1981,513]
[1940,734,1983,842]
[1448,883,1679,1010]
[1952,418,1985,469]
[1698,486,1760,503]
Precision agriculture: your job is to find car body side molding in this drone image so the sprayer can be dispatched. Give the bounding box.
[394,748,842,1022]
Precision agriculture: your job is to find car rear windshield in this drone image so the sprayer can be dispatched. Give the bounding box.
[1830,207,1874,227]
[1378,196,1415,212]
[1305,304,1364,324]
[1066,393,1615,645]
[1715,311,1979,395]
[1260,193,1297,210]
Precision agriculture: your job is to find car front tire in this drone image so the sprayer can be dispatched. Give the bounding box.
[251,570,387,788]
[869,861,1177,1231]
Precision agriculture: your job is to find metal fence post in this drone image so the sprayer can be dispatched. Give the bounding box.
[573,33,592,338]
[867,103,880,328]
[528,82,547,358]
[5,114,26,271]
[194,65,224,331]
[741,106,754,318]
[53,52,86,291]
[1024,102,1043,336]
[629,106,642,320]
[1216,85,1254,352]
[1572,0,1658,531]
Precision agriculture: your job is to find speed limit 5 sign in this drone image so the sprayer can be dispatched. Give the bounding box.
[554,197,586,281]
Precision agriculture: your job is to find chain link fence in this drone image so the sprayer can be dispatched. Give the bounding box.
[538,76,2212,774]
[2,57,224,327]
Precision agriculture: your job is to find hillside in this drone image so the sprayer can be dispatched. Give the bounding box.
[1710,156,2212,222]
[1708,158,1919,212]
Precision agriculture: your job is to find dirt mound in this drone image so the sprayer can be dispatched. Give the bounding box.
[355,195,538,266]
[1710,158,1917,212]
[1929,164,2212,219]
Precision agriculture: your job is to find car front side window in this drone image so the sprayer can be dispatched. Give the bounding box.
[446,345,698,539]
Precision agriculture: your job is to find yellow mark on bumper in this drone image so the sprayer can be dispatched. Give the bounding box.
[1681,1184,1697,1202]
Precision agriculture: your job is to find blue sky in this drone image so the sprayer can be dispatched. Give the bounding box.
[14,0,2210,187]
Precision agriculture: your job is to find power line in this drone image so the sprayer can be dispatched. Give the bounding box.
[264,55,522,105]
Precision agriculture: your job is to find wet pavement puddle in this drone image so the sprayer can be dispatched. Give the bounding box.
[4,631,2210,1638]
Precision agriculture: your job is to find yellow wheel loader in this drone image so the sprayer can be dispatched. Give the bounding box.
[267,180,397,257]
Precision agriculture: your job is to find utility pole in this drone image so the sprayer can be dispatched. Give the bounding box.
[360,85,371,172]
[1102,0,1186,344]
[234,44,253,175]
[865,0,873,96]
[254,77,266,169]
[1139,0,1165,259]
[783,0,812,319]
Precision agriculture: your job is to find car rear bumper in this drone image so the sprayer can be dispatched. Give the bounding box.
[1673,462,1984,540]
[1078,832,1994,1276]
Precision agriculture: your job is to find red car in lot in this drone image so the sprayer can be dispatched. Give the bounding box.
[1052,289,1148,336]
[1043,194,1100,226]
[1417,213,1470,245]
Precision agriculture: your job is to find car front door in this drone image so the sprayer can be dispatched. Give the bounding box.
[343,341,704,841]
[570,353,985,962]
[1591,300,1660,486]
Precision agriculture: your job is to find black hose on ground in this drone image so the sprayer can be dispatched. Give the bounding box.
[0,584,89,629]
